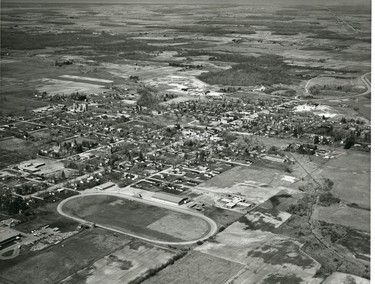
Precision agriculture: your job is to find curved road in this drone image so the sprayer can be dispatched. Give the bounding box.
[301,72,371,103]
[57,192,218,246]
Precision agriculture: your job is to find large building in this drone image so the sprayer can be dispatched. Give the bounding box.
[152,192,189,206]
[0,228,22,249]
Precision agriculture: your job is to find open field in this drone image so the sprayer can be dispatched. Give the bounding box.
[337,229,370,262]
[0,228,131,284]
[62,240,177,284]
[37,78,107,96]
[203,206,243,227]
[312,151,370,209]
[60,194,212,243]
[197,166,297,204]
[0,148,29,169]
[0,137,35,152]
[196,220,321,283]
[143,251,244,284]
[322,272,370,284]
[243,206,291,231]
[312,204,369,232]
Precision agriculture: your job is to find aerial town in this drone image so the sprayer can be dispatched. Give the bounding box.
[0,1,371,284]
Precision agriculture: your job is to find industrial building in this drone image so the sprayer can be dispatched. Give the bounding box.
[152,192,189,206]
[0,228,22,249]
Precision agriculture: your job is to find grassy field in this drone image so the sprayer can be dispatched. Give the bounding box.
[0,148,30,169]
[61,195,210,242]
[196,220,321,283]
[143,251,244,284]
[312,204,369,232]
[62,239,177,284]
[197,166,289,204]
[312,151,370,209]
[322,272,370,284]
[0,228,131,284]
[338,229,370,261]
[241,206,291,232]
[203,206,243,227]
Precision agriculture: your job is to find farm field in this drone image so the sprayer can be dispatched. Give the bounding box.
[143,251,244,284]
[196,220,321,283]
[312,204,370,232]
[61,239,178,284]
[312,151,370,209]
[0,228,131,284]
[60,194,212,242]
[37,78,108,96]
[322,272,370,284]
[243,206,292,231]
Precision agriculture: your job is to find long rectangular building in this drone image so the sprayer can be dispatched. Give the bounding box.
[152,192,189,206]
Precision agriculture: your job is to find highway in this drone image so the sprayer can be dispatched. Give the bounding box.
[57,192,218,246]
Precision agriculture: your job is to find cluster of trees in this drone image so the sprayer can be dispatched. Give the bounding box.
[0,193,29,215]
[70,92,87,101]
[198,55,295,86]
[14,183,48,196]
[128,251,188,284]
[318,192,340,207]
[58,139,98,155]
[309,84,357,96]
[137,86,159,109]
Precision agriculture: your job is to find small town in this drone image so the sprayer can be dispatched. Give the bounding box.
[0,1,371,284]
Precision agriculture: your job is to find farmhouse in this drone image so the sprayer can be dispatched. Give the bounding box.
[153,192,189,205]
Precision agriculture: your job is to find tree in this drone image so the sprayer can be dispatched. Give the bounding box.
[199,150,206,162]
[344,137,355,149]
[313,136,320,144]
[137,86,159,108]
[138,151,145,162]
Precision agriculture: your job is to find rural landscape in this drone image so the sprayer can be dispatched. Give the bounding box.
[0,0,371,283]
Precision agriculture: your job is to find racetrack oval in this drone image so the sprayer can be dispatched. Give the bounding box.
[57,193,217,245]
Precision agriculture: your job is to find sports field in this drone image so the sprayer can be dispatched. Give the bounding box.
[60,194,213,243]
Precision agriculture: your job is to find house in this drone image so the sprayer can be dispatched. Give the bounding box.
[152,192,189,206]
[0,218,20,228]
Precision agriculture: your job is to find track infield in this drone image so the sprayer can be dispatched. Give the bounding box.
[58,193,217,245]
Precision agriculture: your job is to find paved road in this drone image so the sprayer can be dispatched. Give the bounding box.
[57,192,218,246]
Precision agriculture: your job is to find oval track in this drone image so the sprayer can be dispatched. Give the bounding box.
[57,192,218,245]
